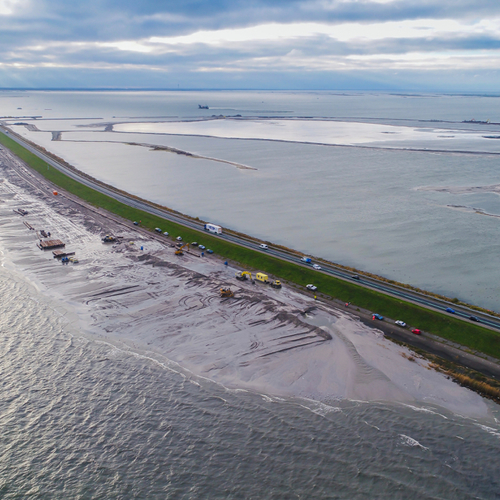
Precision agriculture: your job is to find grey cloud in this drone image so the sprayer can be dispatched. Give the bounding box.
[0,0,499,90]
[5,0,500,43]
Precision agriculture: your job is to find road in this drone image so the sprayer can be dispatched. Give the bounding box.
[2,126,500,334]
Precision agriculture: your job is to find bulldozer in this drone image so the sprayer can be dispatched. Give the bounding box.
[220,287,234,298]
[270,280,282,289]
[235,271,253,282]
[175,243,190,256]
[102,235,116,243]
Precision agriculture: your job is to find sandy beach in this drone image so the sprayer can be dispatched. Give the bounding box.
[0,147,493,420]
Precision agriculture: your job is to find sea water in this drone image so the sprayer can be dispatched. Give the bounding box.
[0,266,499,499]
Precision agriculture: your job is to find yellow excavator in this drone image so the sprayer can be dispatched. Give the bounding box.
[175,243,190,256]
[220,287,234,298]
[235,271,253,282]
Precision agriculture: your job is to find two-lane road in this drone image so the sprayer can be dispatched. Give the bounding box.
[3,127,500,333]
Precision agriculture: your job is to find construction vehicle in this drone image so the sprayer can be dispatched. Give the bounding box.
[175,243,190,256]
[270,280,282,289]
[256,272,270,284]
[220,287,234,298]
[102,235,116,243]
[235,271,253,281]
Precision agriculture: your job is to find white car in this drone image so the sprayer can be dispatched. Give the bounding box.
[395,320,406,327]
[176,236,183,241]
[163,231,169,236]
[259,244,269,250]
[312,264,321,270]
[306,284,317,291]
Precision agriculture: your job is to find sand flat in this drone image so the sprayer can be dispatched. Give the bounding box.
[0,154,491,419]
[114,118,485,146]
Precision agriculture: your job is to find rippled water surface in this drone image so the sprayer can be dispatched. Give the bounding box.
[2,91,500,498]
[0,270,499,499]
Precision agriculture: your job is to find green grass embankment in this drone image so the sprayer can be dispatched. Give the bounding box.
[2,130,500,360]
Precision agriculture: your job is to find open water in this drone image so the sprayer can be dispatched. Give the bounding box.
[1,91,500,498]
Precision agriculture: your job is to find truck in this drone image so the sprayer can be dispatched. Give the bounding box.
[255,272,270,284]
[204,223,222,235]
[301,257,312,264]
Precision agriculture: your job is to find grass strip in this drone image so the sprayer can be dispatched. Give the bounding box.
[2,131,500,360]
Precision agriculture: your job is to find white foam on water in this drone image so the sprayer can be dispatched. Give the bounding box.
[475,423,500,439]
[399,434,429,450]
[401,403,449,419]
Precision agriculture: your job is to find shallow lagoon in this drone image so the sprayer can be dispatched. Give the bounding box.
[4,90,500,310]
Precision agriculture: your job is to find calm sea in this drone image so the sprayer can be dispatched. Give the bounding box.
[4,90,500,310]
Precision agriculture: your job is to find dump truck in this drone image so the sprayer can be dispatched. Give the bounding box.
[204,223,222,235]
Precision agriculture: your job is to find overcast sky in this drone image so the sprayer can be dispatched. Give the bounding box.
[0,0,499,91]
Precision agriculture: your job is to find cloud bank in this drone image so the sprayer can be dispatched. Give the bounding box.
[0,0,499,90]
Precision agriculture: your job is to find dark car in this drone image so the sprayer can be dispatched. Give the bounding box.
[207,249,214,254]
[412,329,421,335]
[351,275,360,280]
[469,316,480,322]
[191,242,198,246]
[445,307,456,314]
[133,221,139,225]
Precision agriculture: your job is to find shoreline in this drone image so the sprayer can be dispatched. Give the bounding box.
[0,146,498,417]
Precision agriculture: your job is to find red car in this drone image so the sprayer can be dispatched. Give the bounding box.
[411,329,421,335]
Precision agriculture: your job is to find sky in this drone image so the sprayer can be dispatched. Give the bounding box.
[0,0,500,91]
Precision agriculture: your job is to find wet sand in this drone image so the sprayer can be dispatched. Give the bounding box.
[0,148,493,420]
